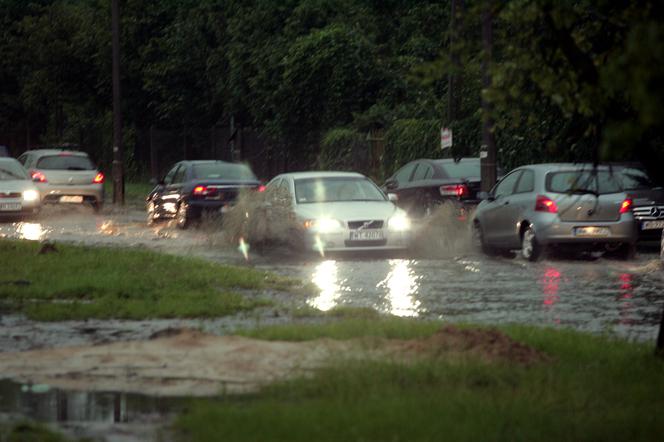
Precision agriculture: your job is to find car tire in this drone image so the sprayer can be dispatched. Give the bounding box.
[92,201,103,213]
[521,225,544,262]
[176,201,190,229]
[147,201,157,226]
[615,242,636,260]
[472,222,496,256]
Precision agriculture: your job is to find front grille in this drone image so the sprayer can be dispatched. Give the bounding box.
[344,239,388,247]
[0,192,21,199]
[632,205,664,220]
[347,220,384,229]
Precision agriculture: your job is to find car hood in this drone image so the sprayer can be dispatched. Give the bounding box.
[294,201,402,222]
[0,179,37,193]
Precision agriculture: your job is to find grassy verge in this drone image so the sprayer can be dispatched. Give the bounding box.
[0,422,69,442]
[0,239,302,321]
[175,319,664,442]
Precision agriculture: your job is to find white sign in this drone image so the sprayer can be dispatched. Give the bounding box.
[440,127,452,149]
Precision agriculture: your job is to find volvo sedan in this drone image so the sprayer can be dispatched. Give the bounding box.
[0,157,41,218]
[265,171,411,253]
[472,163,637,261]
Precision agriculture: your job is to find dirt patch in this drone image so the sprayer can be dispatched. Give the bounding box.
[0,326,548,397]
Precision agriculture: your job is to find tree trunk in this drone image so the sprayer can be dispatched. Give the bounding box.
[480,0,497,192]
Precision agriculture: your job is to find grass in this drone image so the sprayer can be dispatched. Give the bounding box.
[0,239,302,321]
[0,422,70,442]
[175,320,664,442]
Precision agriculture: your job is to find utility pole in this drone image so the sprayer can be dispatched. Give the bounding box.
[447,0,463,124]
[111,0,124,204]
[480,0,497,192]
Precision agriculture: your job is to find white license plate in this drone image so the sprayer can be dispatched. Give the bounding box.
[0,203,21,211]
[60,195,83,203]
[349,230,383,241]
[574,226,610,237]
[642,220,664,230]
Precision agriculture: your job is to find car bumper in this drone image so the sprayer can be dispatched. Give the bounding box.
[37,183,104,205]
[304,229,411,252]
[534,218,637,245]
[0,199,41,216]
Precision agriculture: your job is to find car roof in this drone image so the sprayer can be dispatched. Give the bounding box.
[185,160,246,166]
[279,171,366,180]
[516,163,625,172]
[24,149,89,157]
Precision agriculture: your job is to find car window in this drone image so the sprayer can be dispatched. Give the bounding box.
[192,162,256,181]
[265,178,282,191]
[163,165,180,185]
[36,154,95,170]
[172,164,187,184]
[493,171,522,198]
[394,163,417,184]
[514,169,534,194]
[438,160,481,179]
[0,159,29,181]
[621,168,654,190]
[546,170,622,195]
[412,163,433,181]
[294,177,386,204]
[17,154,28,166]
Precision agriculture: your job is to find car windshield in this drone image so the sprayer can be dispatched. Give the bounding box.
[294,177,386,204]
[192,163,256,180]
[36,154,95,170]
[546,170,623,195]
[621,168,654,190]
[0,160,28,181]
[438,160,481,179]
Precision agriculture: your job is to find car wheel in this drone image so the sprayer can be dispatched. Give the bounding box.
[147,201,157,226]
[521,225,543,262]
[615,242,636,260]
[92,201,103,213]
[472,222,496,256]
[176,201,190,229]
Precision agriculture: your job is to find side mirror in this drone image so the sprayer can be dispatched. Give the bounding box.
[387,193,398,202]
[385,179,398,190]
[478,191,494,202]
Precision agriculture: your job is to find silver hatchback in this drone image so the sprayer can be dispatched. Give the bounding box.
[17,149,105,211]
[472,164,637,261]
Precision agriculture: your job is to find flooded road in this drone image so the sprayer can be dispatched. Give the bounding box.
[1,205,663,343]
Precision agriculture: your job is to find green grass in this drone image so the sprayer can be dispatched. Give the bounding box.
[175,320,664,442]
[0,422,71,442]
[0,239,302,320]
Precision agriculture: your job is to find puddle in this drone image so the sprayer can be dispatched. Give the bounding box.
[0,379,186,441]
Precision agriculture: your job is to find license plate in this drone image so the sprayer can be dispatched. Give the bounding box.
[60,195,83,203]
[0,203,21,211]
[574,226,610,237]
[642,220,664,230]
[349,230,383,241]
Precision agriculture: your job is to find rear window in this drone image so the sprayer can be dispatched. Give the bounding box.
[192,163,256,181]
[0,160,29,181]
[438,161,480,179]
[621,168,654,190]
[36,155,95,170]
[546,170,623,195]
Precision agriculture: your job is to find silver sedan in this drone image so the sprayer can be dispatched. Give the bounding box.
[472,163,637,261]
[265,171,412,253]
[0,157,41,217]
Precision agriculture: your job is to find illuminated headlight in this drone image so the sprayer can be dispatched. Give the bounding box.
[22,189,40,202]
[305,218,343,233]
[388,213,411,231]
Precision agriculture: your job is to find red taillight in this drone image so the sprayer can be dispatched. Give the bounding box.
[619,198,633,214]
[440,184,468,197]
[92,172,104,184]
[193,185,206,195]
[192,185,218,197]
[30,170,47,183]
[535,195,558,213]
[257,185,266,192]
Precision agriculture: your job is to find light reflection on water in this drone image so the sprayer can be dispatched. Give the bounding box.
[309,260,344,311]
[377,259,421,317]
[15,222,46,241]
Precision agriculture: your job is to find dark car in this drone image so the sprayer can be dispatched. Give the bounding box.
[146,160,262,229]
[383,158,487,217]
[617,165,664,241]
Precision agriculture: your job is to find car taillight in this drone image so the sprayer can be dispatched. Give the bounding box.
[440,184,468,197]
[192,185,218,197]
[535,195,558,213]
[30,170,47,183]
[92,172,104,184]
[619,198,633,214]
[257,184,266,192]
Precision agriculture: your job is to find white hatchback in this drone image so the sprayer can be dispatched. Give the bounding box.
[265,171,411,253]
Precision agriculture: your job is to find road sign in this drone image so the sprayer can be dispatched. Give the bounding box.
[441,127,452,149]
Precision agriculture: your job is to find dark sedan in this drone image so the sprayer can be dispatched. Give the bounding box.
[383,158,485,217]
[617,165,664,241]
[146,160,262,229]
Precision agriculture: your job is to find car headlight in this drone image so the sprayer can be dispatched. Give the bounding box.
[304,218,343,233]
[388,213,411,231]
[22,189,40,202]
